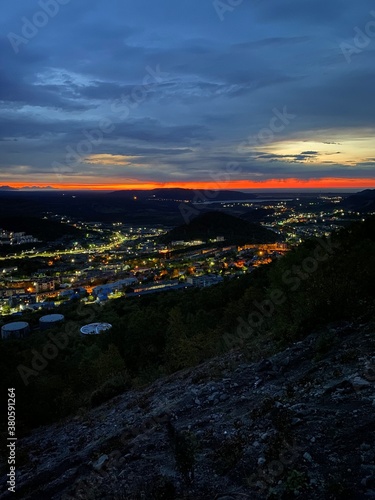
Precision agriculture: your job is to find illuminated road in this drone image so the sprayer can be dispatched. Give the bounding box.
[0,233,132,261]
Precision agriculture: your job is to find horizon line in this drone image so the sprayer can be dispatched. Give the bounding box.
[1,177,375,191]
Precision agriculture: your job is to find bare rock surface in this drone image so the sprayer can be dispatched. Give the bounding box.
[1,322,375,499]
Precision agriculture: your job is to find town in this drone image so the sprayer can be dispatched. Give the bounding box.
[0,191,369,319]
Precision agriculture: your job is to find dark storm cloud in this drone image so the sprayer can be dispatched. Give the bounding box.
[252,151,320,163]
[0,0,374,184]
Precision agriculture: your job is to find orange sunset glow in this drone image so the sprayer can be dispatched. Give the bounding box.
[5,178,375,191]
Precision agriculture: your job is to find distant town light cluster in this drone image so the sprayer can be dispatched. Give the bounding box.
[0,229,40,246]
[0,194,368,317]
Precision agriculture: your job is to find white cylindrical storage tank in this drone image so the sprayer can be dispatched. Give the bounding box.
[39,314,65,331]
[80,322,112,336]
[1,321,30,340]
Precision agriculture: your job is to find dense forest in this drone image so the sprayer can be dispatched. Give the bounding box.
[1,217,375,436]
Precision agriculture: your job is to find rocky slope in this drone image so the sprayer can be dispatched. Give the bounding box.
[1,321,375,499]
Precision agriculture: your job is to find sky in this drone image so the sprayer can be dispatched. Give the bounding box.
[1,0,375,191]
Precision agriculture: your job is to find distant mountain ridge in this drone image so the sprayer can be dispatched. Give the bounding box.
[20,186,57,190]
[342,189,375,212]
[0,186,56,191]
[111,188,257,202]
[160,211,279,244]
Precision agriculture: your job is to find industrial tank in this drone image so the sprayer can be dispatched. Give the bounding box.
[1,321,30,340]
[39,314,65,331]
[80,322,112,335]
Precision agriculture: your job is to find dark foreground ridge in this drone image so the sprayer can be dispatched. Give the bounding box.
[160,211,279,244]
[1,321,375,499]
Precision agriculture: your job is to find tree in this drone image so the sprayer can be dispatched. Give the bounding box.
[2,304,11,314]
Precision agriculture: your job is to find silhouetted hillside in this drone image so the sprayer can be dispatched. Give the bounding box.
[342,189,375,212]
[111,188,257,202]
[239,207,274,223]
[0,216,83,241]
[160,211,279,244]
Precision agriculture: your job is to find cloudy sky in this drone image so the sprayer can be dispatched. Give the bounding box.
[1,0,375,190]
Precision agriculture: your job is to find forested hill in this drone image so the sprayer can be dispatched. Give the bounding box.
[0,216,83,241]
[342,189,375,212]
[160,211,279,244]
